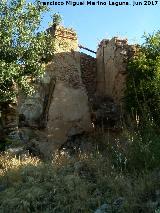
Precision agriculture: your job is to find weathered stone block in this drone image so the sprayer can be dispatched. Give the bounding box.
[96,37,135,105]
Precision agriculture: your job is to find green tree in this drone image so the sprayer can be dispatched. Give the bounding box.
[52,13,62,26]
[125,31,160,126]
[0,0,54,103]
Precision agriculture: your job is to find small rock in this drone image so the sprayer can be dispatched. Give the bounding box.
[94,203,110,213]
[8,130,21,141]
[113,197,124,209]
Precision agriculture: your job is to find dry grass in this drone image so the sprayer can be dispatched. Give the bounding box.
[0,147,159,213]
[0,152,40,176]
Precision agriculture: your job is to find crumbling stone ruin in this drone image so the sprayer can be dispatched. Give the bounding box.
[96,38,136,104]
[0,24,136,158]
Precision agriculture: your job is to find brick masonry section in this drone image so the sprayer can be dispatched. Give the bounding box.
[80,53,97,101]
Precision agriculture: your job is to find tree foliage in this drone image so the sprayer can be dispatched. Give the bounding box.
[125,31,160,125]
[52,13,62,26]
[0,0,54,102]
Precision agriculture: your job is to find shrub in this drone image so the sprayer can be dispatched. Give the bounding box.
[125,31,160,126]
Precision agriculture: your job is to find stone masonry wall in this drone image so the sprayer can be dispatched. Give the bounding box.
[43,26,92,155]
[96,37,136,105]
[80,53,97,101]
[17,25,92,157]
[2,25,137,157]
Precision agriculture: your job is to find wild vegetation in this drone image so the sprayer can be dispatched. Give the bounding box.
[0,131,160,213]
[0,0,54,102]
[126,31,160,127]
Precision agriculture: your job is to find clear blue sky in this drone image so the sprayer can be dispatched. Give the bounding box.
[35,1,160,52]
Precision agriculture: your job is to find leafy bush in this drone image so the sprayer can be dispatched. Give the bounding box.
[125,31,160,126]
[124,31,160,175]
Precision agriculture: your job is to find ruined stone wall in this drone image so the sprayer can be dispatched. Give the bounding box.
[16,25,92,157]
[45,26,92,152]
[2,25,138,157]
[46,26,82,88]
[0,103,18,142]
[80,53,97,101]
[96,37,136,105]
